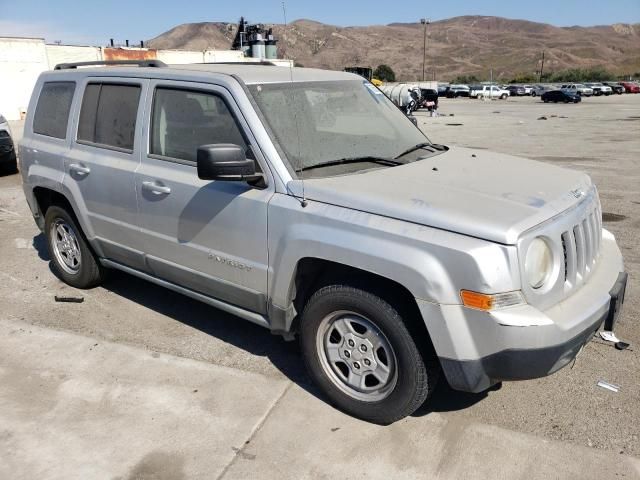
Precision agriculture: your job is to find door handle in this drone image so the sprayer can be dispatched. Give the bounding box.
[69,163,90,175]
[142,181,171,195]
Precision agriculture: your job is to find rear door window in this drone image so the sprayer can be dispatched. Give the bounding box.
[33,82,76,139]
[77,83,141,152]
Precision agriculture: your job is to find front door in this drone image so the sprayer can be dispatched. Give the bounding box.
[135,80,272,314]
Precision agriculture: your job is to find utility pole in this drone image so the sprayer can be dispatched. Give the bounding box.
[420,18,429,82]
[539,50,545,82]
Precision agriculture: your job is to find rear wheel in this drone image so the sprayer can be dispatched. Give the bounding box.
[300,285,437,424]
[45,206,104,288]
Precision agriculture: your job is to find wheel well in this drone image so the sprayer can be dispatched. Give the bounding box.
[291,258,436,357]
[33,187,73,217]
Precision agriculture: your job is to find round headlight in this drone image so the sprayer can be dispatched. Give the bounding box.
[525,237,553,289]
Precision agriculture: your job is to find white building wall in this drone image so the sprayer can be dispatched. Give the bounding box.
[203,50,245,63]
[156,50,204,64]
[0,38,48,120]
[0,39,292,120]
[46,44,102,69]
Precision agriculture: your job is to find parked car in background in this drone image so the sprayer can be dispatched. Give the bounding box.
[507,85,526,96]
[541,90,582,103]
[0,114,17,174]
[561,84,593,96]
[620,82,640,93]
[584,83,612,96]
[530,85,553,97]
[602,82,625,95]
[522,85,534,95]
[469,85,509,99]
[419,88,439,111]
[445,84,470,98]
[437,84,449,95]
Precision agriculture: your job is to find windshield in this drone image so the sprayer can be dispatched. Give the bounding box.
[248,80,433,178]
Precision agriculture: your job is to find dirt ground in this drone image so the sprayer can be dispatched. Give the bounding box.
[1,93,638,458]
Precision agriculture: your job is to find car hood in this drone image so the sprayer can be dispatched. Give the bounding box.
[292,147,592,244]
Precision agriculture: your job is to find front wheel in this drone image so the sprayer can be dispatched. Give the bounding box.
[300,285,437,424]
[500,94,507,99]
[531,92,536,97]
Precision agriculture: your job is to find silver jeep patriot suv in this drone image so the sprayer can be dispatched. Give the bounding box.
[20,61,627,424]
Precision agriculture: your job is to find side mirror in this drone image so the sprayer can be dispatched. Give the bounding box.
[197,144,257,181]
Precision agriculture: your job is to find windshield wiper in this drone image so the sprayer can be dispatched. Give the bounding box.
[393,142,435,159]
[296,156,402,172]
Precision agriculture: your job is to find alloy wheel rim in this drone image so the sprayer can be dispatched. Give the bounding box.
[50,219,82,274]
[316,310,398,402]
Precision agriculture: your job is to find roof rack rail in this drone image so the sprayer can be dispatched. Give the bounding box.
[54,60,167,70]
[196,61,278,66]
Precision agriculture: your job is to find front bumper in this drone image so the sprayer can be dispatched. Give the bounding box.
[418,230,626,393]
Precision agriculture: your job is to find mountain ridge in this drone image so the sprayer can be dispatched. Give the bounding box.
[147,15,640,81]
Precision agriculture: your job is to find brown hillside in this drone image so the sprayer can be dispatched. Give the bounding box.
[147,16,640,81]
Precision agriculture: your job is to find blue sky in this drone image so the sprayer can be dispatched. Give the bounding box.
[1,0,639,45]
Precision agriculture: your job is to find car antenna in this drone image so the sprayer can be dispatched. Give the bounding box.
[282,1,307,207]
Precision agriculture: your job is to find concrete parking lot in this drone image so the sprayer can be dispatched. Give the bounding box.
[1,94,639,479]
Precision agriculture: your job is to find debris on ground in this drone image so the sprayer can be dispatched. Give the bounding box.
[615,342,630,351]
[600,331,621,343]
[54,295,84,303]
[538,116,548,120]
[493,111,500,114]
[446,123,463,126]
[597,380,620,393]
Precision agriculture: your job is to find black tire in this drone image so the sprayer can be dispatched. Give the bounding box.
[44,205,104,288]
[0,152,18,175]
[300,285,437,424]
[500,94,507,99]
[531,92,536,97]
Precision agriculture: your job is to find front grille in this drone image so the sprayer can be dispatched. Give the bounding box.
[561,200,602,288]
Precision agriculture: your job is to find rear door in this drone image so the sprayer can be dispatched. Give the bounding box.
[134,80,273,314]
[65,78,148,270]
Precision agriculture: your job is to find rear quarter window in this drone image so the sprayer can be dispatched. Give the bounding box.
[33,82,76,139]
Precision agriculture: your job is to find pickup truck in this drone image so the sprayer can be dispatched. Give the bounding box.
[584,83,612,96]
[469,85,509,99]
[561,84,593,96]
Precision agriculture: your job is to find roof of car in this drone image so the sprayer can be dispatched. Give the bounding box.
[171,64,354,84]
[46,63,358,85]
